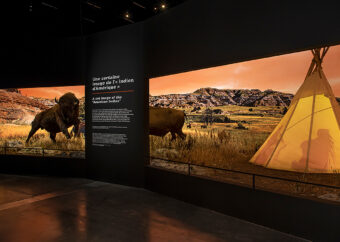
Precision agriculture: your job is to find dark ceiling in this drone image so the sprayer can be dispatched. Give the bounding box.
[19,0,187,38]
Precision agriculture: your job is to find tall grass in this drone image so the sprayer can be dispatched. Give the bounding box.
[150,128,269,169]
[0,124,85,151]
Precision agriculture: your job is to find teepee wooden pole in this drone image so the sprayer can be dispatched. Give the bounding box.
[305,89,316,172]
[315,48,323,77]
[306,50,316,78]
[320,46,329,62]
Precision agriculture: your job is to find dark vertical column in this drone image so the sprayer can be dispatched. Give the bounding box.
[85,23,147,187]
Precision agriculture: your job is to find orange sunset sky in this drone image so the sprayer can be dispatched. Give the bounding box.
[150,45,340,97]
[18,86,85,99]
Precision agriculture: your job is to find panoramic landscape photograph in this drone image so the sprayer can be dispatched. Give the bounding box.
[149,45,340,202]
[0,86,85,158]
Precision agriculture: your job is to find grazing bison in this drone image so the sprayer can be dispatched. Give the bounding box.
[149,107,186,140]
[26,92,80,143]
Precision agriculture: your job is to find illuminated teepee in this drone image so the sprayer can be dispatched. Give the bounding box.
[250,47,340,173]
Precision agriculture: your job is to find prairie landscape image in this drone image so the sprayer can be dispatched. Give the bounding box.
[149,45,340,202]
[0,86,85,158]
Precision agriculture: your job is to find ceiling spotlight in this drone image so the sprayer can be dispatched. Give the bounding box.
[123,12,135,23]
[161,3,166,9]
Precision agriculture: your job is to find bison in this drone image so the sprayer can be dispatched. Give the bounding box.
[26,92,80,143]
[71,121,85,137]
[149,107,186,140]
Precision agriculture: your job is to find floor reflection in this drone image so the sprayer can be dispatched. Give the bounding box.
[76,191,87,241]
[1,206,62,242]
[0,174,306,242]
[147,210,223,242]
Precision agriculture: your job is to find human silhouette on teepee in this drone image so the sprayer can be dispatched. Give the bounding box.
[250,47,340,173]
[292,129,334,171]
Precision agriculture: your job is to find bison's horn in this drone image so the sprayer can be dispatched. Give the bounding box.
[55,97,59,103]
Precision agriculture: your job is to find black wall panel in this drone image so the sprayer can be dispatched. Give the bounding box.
[146,0,340,78]
[85,23,147,187]
[1,33,84,88]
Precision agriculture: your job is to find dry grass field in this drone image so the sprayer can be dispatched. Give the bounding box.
[149,105,340,202]
[0,124,85,158]
[150,105,280,168]
[150,127,269,169]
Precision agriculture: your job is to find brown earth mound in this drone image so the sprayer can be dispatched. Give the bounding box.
[0,89,49,124]
[150,87,340,109]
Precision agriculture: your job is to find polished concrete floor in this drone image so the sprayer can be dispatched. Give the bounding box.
[0,174,308,242]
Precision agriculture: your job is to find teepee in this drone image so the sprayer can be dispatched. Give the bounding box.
[250,47,340,173]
